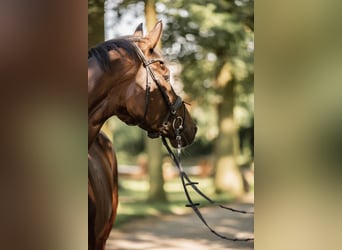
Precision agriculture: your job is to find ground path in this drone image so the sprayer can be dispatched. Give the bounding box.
[106,196,254,250]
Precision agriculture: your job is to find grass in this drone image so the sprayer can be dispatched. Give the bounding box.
[114,176,237,227]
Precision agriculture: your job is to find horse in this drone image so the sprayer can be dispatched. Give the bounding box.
[88,21,197,250]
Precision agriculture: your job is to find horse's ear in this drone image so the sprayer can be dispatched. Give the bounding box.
[133,23,143,37]
[146,20,163,49]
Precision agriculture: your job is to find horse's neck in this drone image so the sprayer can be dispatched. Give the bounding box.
[88,57,134,148]
[89,61,124,112]
[88,58,103,107]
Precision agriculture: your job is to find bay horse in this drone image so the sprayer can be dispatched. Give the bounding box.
[88,21,197,250]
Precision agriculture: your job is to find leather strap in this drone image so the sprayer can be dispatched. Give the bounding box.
[161,137,254,242]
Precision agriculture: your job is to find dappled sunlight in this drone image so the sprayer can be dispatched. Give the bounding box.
[117,202,166,217]
[220,118,236,133]
[164,176,213,192]
[117,171,247,235]
[108,203,254,250]
[120,178,149,191]
[168,205,190,215]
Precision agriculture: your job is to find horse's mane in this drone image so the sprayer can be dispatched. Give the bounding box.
[88,36,141,70]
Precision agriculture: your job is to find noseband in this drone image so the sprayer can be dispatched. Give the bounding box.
[133,44,185,140]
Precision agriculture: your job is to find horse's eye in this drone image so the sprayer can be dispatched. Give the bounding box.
[160,62,166,71]
[163,75,170,81]
[149,48,154,54]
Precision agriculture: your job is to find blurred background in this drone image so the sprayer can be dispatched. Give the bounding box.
[89,0,254,227]
[1,0,342,249]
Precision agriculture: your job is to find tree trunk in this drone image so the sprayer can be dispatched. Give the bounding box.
[146,137,167,201]
[145,0,157,32]
[214,80,244,197]
[144,0,167,202]
[88,1,104,49]
[88,1,114,143]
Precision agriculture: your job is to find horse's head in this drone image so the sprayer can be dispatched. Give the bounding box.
[123,21,197,148]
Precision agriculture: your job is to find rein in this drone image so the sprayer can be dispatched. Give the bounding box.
[161,135,254,242]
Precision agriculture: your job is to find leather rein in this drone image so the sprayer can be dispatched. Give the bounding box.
[134,43,254,241]
[162,137,254,242]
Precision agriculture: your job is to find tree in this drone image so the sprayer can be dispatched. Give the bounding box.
[89,0,115,142]
[144,0,167,202]
[159,0,254,196]
[88,0,105,49]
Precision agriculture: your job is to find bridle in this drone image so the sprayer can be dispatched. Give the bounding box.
[133,44,185,141]
[134,43,254,242]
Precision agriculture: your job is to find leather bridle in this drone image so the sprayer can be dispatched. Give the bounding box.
[133,44,185,141]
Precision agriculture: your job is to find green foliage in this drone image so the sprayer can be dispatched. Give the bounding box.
[115,177,235,226]
[88,0,105,48]
[159,0,254,145]
[88,0,105,14]
[159,0,254,94]
[107,118,145,159]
